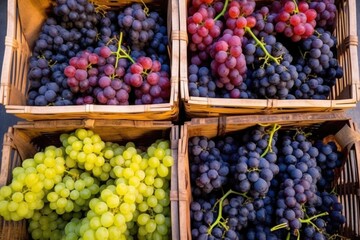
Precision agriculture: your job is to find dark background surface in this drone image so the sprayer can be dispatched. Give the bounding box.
[0,1,359,160]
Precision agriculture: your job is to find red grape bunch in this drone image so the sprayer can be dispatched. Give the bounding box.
[273,0,317,42]
[187,1,224,52]
[224,0,257,37]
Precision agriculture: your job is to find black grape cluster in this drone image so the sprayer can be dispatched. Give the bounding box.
[315,140,344,192]
[118,3,160,50]
[53,0,98,48]
[233,125,279,198]
[292,29,343,99]
[189,137,230,194]
[97,11,119,47]
[250,6,277,38]
[275,134,321,232]
[244,35,298,99]
[188,64,216,97]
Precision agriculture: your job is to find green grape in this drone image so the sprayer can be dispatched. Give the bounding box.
[92,166,103,177]
[95,156,105,167]
[83,229,96,240]
[104,149,114,159]
[162,156,174,167]
[154,189,166,200]
[144,176,154,185]
[129,176,140,187]
[70,190,80,200]
[114,213,126,227]
[145,168,157,177]
[148,157,160,168]
[90,216,101,230]
[101,211,114,227]
[47,192,59,202]
[80,189,92,199]
[56,198,68,209]
[153,178,164,189]
[155,214,166,225]
[11,180,23,191]
[74,179,86,191]
[137,213,150,225]
[123,168,134,179]
[123,193,136,204]
[154,148,165,160]
[156,224,169,236]
[66,156,77,168]
[69,150,78,160]
[157,164,169,178]
[94,201,108,215]
[145,219,157,233]
[153,204,164,214]
[102,163,112,172]
[96,226,109,239]
[147,196,158,208]
[89,184,100,195]
[113,166,123,178]
[144,186,154,197]
[139,159,148,170]
[8,200,19,212]
[106,194,120,208]
[130,162,140,172]
[137,183,147,195]
[60,188,71,198]
[108,225,124,238]
[119,202,130,214]
[11,192,23,203]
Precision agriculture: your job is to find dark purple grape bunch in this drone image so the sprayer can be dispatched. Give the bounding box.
[188,64,216,97]
[244,34,298,99]
[315,140,344,192]
[189,136,230,194]
[315,191,346,235]
[275,133,321,232]
[53,0,99,47]
[118,3,160,50]
[232,124,280,198]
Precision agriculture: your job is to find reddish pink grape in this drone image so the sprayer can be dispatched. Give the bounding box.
[103,86,116,99]
[159,76,170,89]
[138,57,152,70]
[130,63,143,74]
[214,41,228,52]
[99,46,112,58]
[147,72,160,85]
[67,77,78,88]
[192,12,203,24]
[290,15,301,26]
[104,64,115,75]
[284,1,295,13]
[64,66,76,77]
[96,91,108,104]
[79,79,90,91]
[75,69,88,81]
[188,23,197,34]
[215,51,228,63]
[298,1,309,12]
[151,61,161,72]
[88,53,99,64]
[88,68,98,77]
[130,74,143,87]
[110,79,122,90]
[236,17,247,28]
[246,16,256,28]
[305,9,317,22]
[107,98,119,105]
[228,6,240,18]
[140,82,151,93]
[150,85,161,98]
[88,76,98,86]
[204,18,215,29]
[294,24,306,35]
[116,89,129,103]
[77,58,88,69]
[99,76,111,88]
[115,67,125,77]
[98,57,106,66]
[69,57,78,67]
[83,96,94,104]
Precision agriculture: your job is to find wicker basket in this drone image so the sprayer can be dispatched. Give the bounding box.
[178,112,360,240]
[0,119,180,240]
[179,0,360,117]
[0,0,180,121]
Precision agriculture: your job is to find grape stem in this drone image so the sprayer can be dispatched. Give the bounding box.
[292,0,299,14]
[244,27,281,65]
[113,32,136,69]
[140,0,150,16]
[207,189,248,235]
[260,124,281,158]
[214,0,229,21]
